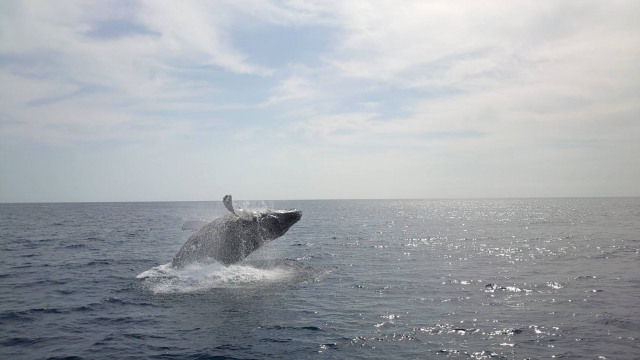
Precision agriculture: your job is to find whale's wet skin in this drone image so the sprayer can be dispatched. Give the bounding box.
[1,199,640,359]
[171,195,302,267]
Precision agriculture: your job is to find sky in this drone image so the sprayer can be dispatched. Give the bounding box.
[1,0,639,202]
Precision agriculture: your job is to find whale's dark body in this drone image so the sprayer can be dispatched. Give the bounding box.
[172,196,302,267]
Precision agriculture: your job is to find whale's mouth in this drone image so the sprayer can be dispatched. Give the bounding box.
[263,209,302,239]
[277,209,302,223]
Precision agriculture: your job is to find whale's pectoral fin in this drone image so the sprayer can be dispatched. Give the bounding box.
[223,194,237,215]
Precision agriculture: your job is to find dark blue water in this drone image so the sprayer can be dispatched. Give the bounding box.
[1,199,639,359]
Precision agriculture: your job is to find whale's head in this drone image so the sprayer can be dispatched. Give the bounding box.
[257,209,303,241]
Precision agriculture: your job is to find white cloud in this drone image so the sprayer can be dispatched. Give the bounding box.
[290,0,640,150]
[1,0,639,200]
[139,0,274,76]
[0,0,286,144]
[262,76,319,106]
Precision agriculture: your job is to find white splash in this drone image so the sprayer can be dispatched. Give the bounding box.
[235,201,270,220]
[181,219,210,231]
[236,208,260,221]
[137,262,293,294]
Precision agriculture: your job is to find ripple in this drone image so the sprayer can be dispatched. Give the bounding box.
[1,337,46,346]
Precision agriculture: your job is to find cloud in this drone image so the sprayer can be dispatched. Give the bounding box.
[138,0,274,76]
[0,0,283,144]
[291,1,640,151]
[262,76,319,106]
[1,1,639,200]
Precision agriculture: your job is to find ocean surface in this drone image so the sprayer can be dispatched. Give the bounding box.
[1,198,639,359]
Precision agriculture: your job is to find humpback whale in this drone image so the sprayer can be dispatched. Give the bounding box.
[172,195,302,267]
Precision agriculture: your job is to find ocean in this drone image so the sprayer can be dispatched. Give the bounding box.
[1,198,639,359]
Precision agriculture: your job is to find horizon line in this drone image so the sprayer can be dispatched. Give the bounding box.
[1,195,639,205]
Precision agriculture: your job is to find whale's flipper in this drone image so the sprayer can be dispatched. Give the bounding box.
[223,194,236,215]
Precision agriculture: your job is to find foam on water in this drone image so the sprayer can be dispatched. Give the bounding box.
[137,262,294,294]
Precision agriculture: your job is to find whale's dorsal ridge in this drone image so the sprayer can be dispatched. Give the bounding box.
[223,194,237,216]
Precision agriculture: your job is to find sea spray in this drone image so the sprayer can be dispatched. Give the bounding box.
[137,262,294,294]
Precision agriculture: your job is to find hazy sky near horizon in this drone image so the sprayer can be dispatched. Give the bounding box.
[1,1,639,202]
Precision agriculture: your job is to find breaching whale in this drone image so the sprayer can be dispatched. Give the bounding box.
[172,195,302,267]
